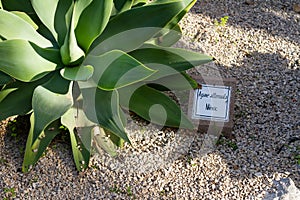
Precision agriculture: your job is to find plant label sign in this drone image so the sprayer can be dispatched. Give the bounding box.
[188,76,236,138]
[192,85,231,122]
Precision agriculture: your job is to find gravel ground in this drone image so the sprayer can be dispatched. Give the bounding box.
[1,0,299,199]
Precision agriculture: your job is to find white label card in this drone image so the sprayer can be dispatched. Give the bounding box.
[192,85,231,122]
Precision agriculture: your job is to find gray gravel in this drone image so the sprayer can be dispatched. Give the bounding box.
[1,0,299,199]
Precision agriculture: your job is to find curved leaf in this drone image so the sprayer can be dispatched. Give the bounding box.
[60,1,85,66]
[0,72,69,120]
[60,65,94,81]
[0,9,52,47]
[31,85,73,144]
[62,106,93,171]
[119,85,193,129]
[75,0,113,52]
[163,0,196,30]
[129,44,213,80]
[72,0,93,26]
[31,0,73,46]
[69,127,92,171]
[0,71,13,86]
[22,117,61,172]
[149,24,182,47]
[0,40,62,82]
[11,11,38,30]
[79,85,130,143]
[0,81,34,120]
[132,0,147,7]
[90,0,191,55]
[113,0,133,13]
[93,126,117,157]
[1,0,33,12]
[147,72,197,91]
[84,50,156,90]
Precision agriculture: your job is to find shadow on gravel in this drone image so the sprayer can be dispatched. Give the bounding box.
[0,116,78,199]
[191,0,300,46]
[214,50,300,187]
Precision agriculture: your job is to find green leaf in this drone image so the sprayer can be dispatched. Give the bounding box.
[75,0,113,52]
[163,0,196,31]
[60,1,85,66]
[0,39,62,82]
[1,0,36,20]
[79,85,130,143]
[1,0,33,12]
[61,82,95,171]
[147,72,198,91]
[90,0,192,55]
[11,11,38,30]
[113,0,133,12]
[119,85,193,129]
[93,126,117,157]
[0,81,34,120]
[61,82,95,132]
[22,116,61,172]
[0,72,69,120]
[31,85,73,144]
[69,127,92,171]
[149,24,182,47]
[129,44,213,80]
[0,9,52,47]
[132,0,147,7]
[72,0,93,27]
[31,0,73,46]
[60,65,94,81]
[0,71,13,86]
[41,71,71,94]
[84,50,156,90]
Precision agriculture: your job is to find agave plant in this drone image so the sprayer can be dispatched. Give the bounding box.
[0,0,212,172]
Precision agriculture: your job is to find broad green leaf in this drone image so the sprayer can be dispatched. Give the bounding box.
[132,0,147,7]
[61,82,95,137]
[11,11,38,30]
[22,117,61,172]
[1,0,33,12]
[113,0,133,12]
[162,0,196,31]
[60,1,85,66]
[0,81,33,119]
[1,0,55,43]
[72,0,92,26]
[119,85,193,129]
[90,0,191,55]
[60,30,85,66]
[31,0,73,46]
[60,65,94,81]
[84,50,155,90]
[1,0,36,20]
[69,127,92,171]
[79,86,130,143]
[31,85,73,144]
[0,40,62,82]
[105,129,125,148]
[75,0,113,52]
[129,44,213,80]
[149,24,182,47]
[147,72,198,91]
[41,71,71,94]
[62,108,93,171]
[0,71,13,86]
[0,72,69,120]
[0,10,52,47]
[93,126,117,157]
